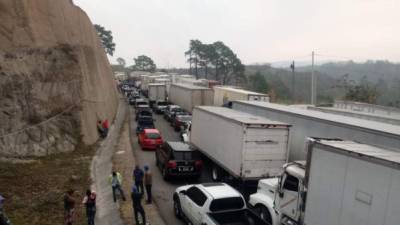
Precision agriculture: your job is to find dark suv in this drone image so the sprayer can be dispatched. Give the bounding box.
[136,116,155,135]
[155,141,203,180]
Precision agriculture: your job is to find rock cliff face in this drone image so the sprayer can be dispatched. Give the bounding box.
[0,0,118,157]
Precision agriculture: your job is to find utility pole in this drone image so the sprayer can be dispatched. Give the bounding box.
[290,61,295,104]
[311,51,316,105]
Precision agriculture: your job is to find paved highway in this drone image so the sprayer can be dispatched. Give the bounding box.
[129,106,212,225]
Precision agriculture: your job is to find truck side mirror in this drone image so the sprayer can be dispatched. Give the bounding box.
[279,191,284,198]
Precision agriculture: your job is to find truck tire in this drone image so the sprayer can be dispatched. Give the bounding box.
[255,205,272,224]
[173,195,182,219]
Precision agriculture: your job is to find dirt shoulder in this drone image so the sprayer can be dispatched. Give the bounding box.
[112,115,166,225]
[0,143,96,225]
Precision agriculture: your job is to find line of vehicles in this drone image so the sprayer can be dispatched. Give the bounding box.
[121,80,400,225]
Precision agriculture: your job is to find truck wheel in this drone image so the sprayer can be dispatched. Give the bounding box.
[255,205,272,224]
[173,196,182,219]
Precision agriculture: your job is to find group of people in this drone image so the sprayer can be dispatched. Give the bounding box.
[97,119,109,138]
[109,165,152,225]
[63,189,96,225]
[0,195,12,225]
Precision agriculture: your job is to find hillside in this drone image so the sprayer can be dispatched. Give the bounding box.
[0,0,118,157]
[246,61,400,107]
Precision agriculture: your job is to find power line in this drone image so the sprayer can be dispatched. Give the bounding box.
[262,54,312,65]
[315,53,357,61]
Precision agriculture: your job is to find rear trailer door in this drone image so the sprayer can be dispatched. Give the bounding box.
[241,126,289,178]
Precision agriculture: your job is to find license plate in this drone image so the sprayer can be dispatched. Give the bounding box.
[180,167,192,172]
[151,140,155,144]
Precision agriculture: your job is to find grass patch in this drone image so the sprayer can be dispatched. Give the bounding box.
[0,142,96,225]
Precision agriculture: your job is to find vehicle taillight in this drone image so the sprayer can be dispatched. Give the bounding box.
[167,160,177,168]
[195,160,203,170]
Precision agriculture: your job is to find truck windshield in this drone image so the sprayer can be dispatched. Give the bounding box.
[157,102,168,106]
[209,197,244,212]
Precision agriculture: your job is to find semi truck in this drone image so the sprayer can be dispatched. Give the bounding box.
[213,86,269,107]
[249,138,400,225]
[148,83,166,106]
[190,106,291,185]
[168,83,213,112]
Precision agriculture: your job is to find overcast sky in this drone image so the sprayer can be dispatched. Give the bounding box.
[74,0,399,68]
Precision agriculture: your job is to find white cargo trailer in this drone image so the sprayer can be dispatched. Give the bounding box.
[154,78,172,94]
[190,106,291,181]
[249,138,400,225]
[168,83,213,112]
[233,101,400,160]
[214,86,269,106]
[305,139,400,225]
[148,83,166,102]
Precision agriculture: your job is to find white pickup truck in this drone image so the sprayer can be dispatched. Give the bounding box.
[173,183,269,225]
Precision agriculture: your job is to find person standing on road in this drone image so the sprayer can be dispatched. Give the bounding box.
[82,190,96,225]
[133,166,144,193]
[63,189,76,225]
[0,195,12,225]
[131,186,146,225]
[143,165,152,204]
[109,171,126,202]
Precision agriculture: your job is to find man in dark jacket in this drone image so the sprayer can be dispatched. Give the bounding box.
[131,186,146,225]
[133,166,144,193]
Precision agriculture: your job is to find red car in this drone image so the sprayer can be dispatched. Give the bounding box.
[138,129,163,150]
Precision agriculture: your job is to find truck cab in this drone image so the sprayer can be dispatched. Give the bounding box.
[249,162,306,225]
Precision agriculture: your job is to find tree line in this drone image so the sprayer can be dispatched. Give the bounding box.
[185,40,245,85]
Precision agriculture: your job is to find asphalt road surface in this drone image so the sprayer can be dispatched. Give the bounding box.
[129,106,213,225]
